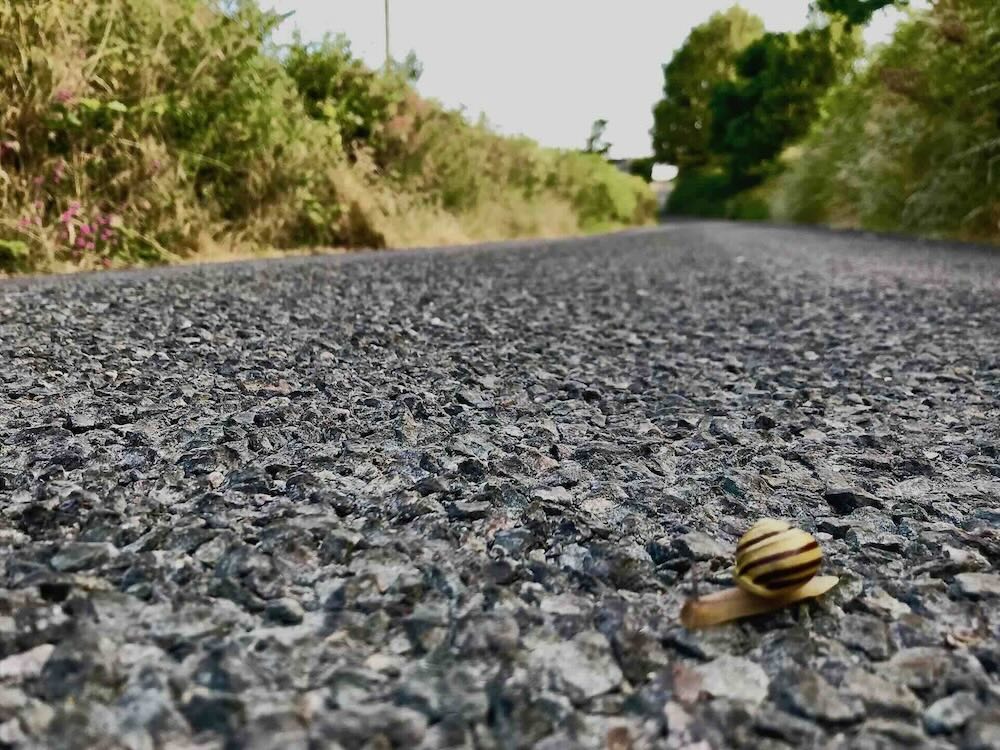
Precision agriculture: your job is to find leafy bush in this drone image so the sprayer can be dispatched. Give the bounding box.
[0,0,654,274]
[773,0,1000,241]
[665,171,735,218]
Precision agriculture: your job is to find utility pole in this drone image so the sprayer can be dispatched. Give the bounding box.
[384,0,390,69]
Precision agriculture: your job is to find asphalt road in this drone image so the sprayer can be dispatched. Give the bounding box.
[1,222,999,749]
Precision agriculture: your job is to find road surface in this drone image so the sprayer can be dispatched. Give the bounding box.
[1,222,999,749]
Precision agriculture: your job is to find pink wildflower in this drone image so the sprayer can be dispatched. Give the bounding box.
[34,216,42,226]
[85,241,95,251]
[81,224,92,236]
[18,216,31,229]
[76,236,86,248]
[33,176,44,186]
[54,90,73,104]
[101,230,113,241]
[59,202,81,223]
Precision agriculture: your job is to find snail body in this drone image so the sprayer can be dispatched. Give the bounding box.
[680,518,838,629]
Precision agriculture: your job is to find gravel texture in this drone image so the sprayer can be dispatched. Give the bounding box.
[1,221,999,749]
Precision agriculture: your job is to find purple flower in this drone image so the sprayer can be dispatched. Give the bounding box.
[59,202,81,223]
[81,224,92,235]
[85,241,95,251]
[101,230,113,241]
[76,236,86,248]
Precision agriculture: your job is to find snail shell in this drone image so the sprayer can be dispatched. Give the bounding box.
[734,518,823,599]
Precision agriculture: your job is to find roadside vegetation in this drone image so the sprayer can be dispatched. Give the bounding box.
[652,0,999,243]
[0,0,655,274]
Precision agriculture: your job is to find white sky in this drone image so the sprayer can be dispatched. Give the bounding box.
[265,1,909,159]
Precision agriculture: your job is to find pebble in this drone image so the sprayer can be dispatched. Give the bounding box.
[923,691,981,735]
[771,670,865,725]
[953,573,1000,599]
[692,656,770,705]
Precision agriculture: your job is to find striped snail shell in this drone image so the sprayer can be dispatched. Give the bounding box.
[734,518,823,599]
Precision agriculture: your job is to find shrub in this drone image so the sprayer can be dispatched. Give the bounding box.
[772,0,1000,242]
[0,0,654,274]
[665,171,735,218]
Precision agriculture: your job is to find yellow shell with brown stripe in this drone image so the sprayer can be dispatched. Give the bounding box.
[734,518,823,599]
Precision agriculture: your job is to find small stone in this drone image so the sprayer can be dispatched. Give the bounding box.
[673,532,729,562]
[265,598,305,625]
[862,718,932,745]
[823,486,882,514]
[446,500,490,521]
[843,668,921,718]
[455,388,491,409]
[0,719,25,747]
[771,669,865,725]
[492,527,535,557]
[942,545,989,572]
[924,691,980,734]
[318,529,363,564]
[881,648,956,692]
[753,709,823,746]
[839,613,891,660]
[846,528,906,553]
[532,631,623,705]
[964,710,1000,750]
[180,689,246,736]
[858,588,912,620]
[311,703,427,747]
[0,644,55,681]
[692,655,769,705]
[953,573,1000,599]
[49,542,117,572]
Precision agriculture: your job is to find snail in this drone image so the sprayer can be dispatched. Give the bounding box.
[680,518,839,629]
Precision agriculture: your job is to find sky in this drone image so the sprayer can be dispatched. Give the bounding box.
[264,1,910,159]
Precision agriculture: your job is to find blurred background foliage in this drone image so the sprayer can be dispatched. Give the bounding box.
[0,0,654,273]
[653,0,999,243]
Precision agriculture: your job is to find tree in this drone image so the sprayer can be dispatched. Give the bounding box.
[815,0,902,26]
[650,7,764,170]
[585,118,611,156]
[395,50,423,83]
[709,24,860,185]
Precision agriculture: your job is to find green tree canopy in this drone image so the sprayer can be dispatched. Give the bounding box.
[815,0,901,26]
[585,118,611,156]
[709,24,860,184]
[650,6,764,170]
